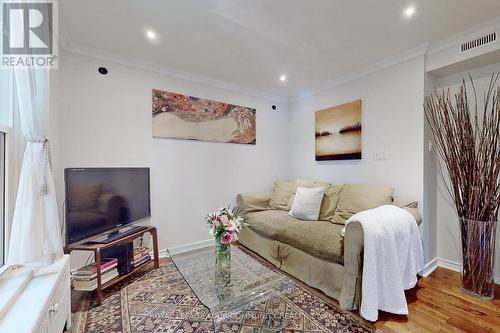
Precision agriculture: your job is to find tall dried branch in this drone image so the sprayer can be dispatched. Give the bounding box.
[425,74,500,296]
[425,74,500,222]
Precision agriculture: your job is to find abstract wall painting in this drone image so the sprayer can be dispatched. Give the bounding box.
[315,100,362,160]
[152,89,256,144]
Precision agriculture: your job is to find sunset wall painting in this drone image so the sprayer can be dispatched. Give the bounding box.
[152,89,256,145]
[315,100,362,161]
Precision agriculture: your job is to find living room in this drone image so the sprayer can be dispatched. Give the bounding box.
[1,1,500,332]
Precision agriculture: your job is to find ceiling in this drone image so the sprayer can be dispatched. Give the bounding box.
[60,0,500,100]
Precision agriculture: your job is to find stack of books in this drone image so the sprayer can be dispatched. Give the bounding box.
[72,258,119,291]
[133,247,151,267]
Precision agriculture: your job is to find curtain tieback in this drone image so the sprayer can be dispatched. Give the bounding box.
[28,139,53,196]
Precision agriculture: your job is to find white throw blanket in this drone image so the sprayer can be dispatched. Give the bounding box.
[343,205,423,321]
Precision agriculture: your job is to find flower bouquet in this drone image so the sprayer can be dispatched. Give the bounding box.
[206,206,244,268]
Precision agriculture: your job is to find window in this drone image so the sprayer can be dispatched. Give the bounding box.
[0,67,12,268]
[0,131,5,266]
[0,56,12,268]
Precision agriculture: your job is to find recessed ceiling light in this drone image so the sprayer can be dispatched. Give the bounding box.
[404,5,416,18]
[145,28,159,43]
[279,74,287,82]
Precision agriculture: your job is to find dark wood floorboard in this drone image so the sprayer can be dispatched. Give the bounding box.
[374,267,500,333]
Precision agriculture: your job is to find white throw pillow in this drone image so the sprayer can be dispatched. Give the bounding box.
[289,187,324,221]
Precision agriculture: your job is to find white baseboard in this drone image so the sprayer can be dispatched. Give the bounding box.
[150,239,213,259]
[431,258,500,283]
[437,258,461,272]
[153,249,168,259]
[420,258,439,277]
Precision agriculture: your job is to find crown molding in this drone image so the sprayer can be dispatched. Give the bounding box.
[427,16,500,56]
[59,40,429,105]
[59,41,289,104]
[59,15,500,105]
[290,43,429,103]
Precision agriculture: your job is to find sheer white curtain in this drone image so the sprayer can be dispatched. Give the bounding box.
[3,0,63,266]
[6,68,63,267]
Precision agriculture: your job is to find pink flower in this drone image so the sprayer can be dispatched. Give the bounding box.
[220,215,229,226]
[220,232,233,244]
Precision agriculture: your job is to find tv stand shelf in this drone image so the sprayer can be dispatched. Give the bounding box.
[65,226,159,305]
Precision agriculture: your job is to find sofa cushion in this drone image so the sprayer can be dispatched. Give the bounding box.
[287,184,342,221]
[283,179,318,210]
[333,184,394,224]
[289,187,325,221]
[237,193,272,214]
[296,178,324,187]
[245,210,344,264]
[319,185,343,221]
[392,198,418,209]
[268,181,296,210]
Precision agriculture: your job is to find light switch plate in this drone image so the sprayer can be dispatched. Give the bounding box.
[374,152,388,160]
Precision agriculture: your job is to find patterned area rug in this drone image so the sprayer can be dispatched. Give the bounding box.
[72,255,376,333]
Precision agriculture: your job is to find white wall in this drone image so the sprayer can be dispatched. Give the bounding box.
[48,65,65,219]
[432,61,500,279]
[288,56,436,264]
[288,57,425,202]
[55,51,289,252]
[423,71,438,267]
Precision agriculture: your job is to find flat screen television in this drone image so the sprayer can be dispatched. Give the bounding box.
[64,167,150,245]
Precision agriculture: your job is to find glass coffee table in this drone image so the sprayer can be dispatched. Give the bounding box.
[169,245,294,331]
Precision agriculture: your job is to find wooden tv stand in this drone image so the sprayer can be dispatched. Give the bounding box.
[66,226,159,305]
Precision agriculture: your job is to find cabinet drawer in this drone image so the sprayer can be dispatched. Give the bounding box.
[48,262,71,333]
[48,286,70,333]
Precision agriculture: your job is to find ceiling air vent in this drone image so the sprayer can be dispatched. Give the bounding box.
[460,32,497,52]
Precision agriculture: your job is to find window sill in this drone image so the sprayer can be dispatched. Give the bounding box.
[0,265,12,278]
[0,267,34,320]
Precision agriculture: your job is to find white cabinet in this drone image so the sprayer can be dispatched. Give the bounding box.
[48,267,71,333]
[0,255,71,333]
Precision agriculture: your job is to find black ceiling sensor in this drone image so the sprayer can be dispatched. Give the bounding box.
[98,67,108,75]
[272,105,277,110]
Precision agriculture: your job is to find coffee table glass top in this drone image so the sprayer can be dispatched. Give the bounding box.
[169,245,292,325]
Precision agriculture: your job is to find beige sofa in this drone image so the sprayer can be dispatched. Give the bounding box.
[236,180,421,311]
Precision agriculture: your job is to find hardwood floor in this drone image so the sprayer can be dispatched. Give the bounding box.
[375,267,500,332]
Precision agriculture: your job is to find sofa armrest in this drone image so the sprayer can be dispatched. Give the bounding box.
[392,199,422,226]
[339,221,364,310]
[401,207,422,226]
[236,193,271,215]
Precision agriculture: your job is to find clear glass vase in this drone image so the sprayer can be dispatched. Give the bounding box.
[215,243,231,269]
[459,218,497,299]
[215,243,231,301]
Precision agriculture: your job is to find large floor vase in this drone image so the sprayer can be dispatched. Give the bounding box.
[459,218,497,299]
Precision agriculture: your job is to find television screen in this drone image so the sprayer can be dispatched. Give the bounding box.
[65,168,150,245]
